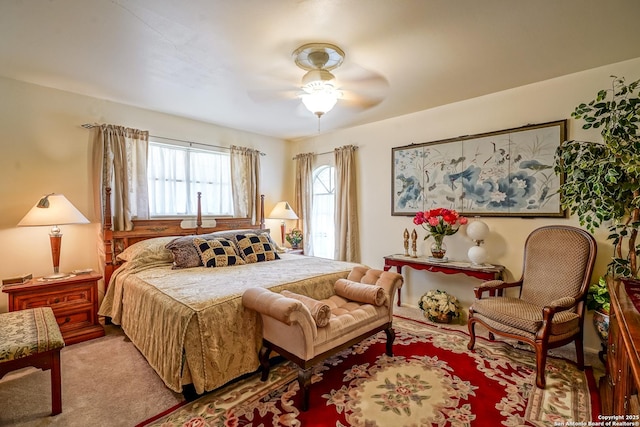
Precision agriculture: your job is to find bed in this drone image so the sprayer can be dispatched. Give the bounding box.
[98,189,359,394]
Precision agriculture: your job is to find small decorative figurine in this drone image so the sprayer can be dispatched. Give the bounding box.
[403,228,410,256]
[411,229,418,258]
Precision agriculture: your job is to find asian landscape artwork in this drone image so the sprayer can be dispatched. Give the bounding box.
[391,120,566,217]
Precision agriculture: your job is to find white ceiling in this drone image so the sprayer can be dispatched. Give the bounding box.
[1,0,640,141]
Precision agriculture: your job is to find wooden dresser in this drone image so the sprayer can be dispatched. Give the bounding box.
[2,273,104,345]
[600,277,640,416]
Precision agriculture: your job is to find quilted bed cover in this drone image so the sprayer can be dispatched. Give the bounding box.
[99,253,358,393]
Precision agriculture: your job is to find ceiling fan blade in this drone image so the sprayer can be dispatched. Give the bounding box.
[339,90,385,110]
[247,88,299,104]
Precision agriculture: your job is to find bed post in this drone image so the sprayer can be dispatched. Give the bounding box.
[103,187,114,286]
[260,194,265,229]
[196,192,203,234]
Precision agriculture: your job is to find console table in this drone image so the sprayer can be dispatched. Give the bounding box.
[383,254,505,306]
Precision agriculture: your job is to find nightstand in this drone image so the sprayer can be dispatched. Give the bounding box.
[286,248,304,255]
[2,272,104,345]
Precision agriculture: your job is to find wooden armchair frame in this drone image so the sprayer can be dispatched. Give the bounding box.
[467,225,597,388]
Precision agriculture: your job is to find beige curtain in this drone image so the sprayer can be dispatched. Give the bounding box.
[92,124,149,232]
[294,152,316,256]
[230,145,261,224]
[334,145,360,262]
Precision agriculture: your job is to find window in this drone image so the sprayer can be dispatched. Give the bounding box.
[147,141,233,217]
[311,165,335,258]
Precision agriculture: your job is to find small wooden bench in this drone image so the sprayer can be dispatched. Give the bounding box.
[0,307,65,415]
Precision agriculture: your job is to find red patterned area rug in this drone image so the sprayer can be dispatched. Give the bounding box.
[140,316,599,427]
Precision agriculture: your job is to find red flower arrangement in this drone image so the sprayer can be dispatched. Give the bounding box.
[413,208,468,240]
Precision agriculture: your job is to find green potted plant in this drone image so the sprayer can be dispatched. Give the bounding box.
[587,277,610,343]
[555,76,640,280]
[285,228,303,249]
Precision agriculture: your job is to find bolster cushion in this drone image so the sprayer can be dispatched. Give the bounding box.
[334,278,386,306]
[281,290,331,327]
[243,287,302,325]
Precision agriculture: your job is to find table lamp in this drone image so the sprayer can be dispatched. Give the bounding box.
[466,218,490,265]
[18,193,90,279]
[268,201,298,245]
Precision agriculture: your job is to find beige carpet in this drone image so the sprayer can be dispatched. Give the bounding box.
[0,325,183,426]
[0,307,603,426]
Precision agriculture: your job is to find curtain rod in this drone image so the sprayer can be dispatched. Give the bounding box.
[81,123,265,156]
[292,145,358,160]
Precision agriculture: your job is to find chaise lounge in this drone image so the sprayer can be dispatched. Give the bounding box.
[242,266,403,410]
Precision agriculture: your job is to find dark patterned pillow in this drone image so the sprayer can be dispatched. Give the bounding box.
[193,237,246,268]
[166,229,272,269]
[235,233,280,263]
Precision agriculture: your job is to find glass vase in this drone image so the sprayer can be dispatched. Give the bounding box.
[430,234,447,259]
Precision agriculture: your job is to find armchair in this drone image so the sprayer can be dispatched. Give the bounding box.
[467,225,597,388]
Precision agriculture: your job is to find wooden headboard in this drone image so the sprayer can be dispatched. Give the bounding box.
[103,187,266,285]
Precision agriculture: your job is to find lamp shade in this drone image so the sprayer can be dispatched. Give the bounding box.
[18,194,89,227]
[466,219,489,242]
[268,201,298,220]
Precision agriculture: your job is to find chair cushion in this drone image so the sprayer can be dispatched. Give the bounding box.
[314,295,389,350]
[0,307,64,363]
[471,297,580,336]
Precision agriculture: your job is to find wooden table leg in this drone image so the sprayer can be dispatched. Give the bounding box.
[51,350,62,415]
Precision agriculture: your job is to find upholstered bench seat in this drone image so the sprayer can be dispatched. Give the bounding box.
[243,266,403,410]
[0,307,65,415]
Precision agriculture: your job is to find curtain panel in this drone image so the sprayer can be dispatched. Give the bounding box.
[294,152,316,256]
[334,145,360,262]
[91,124,149,232]
[230,145,261,224]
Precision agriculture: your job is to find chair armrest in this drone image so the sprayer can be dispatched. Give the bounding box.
[473,280,522,299]
[242,287,318,339]
[547,296,576,310]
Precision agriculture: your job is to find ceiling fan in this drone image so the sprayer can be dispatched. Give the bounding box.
[293,43,345,118]
[249,42,388,119]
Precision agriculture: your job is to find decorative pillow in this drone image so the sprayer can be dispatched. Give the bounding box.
[116,236,176,264]
[167,228,272,269]
[334,278,386,306]
[281,290,331,327]
[235,233,280,263]
[193,237,246,268]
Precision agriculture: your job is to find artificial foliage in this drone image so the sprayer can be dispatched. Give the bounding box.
[586,277,610,314]
[555,76,640,279]
[418,289,461,322]
[285,228,303,247]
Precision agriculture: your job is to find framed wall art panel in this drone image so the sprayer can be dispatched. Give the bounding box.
[391,120,567,217]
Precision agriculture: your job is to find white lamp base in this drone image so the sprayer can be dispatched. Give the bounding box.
[468,245,488,265]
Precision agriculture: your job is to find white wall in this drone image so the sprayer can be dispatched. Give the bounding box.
[292,57,640,353]
[0,77,288,312]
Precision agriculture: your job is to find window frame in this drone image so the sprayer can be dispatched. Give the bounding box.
[147,139,233,218]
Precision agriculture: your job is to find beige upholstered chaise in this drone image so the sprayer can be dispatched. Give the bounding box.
[467,225,597,388]
[242,266,403,410]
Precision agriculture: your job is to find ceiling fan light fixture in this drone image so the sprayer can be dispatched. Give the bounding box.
[300,84,340,118]
[293,43,346,118]
[301,69,335,87]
